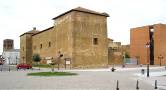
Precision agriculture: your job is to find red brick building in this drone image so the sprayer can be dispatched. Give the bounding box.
[130,23,166,65]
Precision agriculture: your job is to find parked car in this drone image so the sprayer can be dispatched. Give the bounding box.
[0,60,5,65]
[16,64,32,69]
[0,62,3,65]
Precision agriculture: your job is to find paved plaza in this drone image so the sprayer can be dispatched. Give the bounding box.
[0,65,166,90]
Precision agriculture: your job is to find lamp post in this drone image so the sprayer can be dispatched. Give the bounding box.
[145,42,150,77]
[158,54,163,66]
[165,59,166,70]
[122,52,125,68]
[16,56,18,65]
[22,56,25,64]
[8,57,10,71]
[57,51,63,70]
[8,57,10,65]
[135,56,140,65]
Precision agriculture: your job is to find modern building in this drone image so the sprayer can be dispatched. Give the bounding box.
[3,39,14,51]
[2,49,20,65]
[20,7,109,68]
[130,23,166,65]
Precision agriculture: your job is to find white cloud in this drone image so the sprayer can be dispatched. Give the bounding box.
[0,0,166,53]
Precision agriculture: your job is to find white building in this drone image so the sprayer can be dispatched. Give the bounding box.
[2,49,20,65]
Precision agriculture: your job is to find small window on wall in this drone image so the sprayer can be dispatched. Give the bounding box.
[48,42,51,47]
[23,47,24,51]
[40,44,42,49]
[93,38,98,45]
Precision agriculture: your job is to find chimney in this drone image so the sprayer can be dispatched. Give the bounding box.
[33,27,36,30]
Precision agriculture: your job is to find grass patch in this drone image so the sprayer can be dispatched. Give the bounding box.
[27,72,78,76]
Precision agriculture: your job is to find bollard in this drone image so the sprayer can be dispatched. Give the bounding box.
[122,64,125,68]
[140,64,143,67]
[141,69,145,75]
[116,80,119,90]
[154,80,158,89]
[51,68,54,72]
[8,66,10,72]
[136,80,139,90]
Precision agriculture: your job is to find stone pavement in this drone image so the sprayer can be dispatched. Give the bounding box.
[0,66,165,90]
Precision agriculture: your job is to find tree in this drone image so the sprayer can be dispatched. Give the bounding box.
[125,52,130,58]
[32,54,41,70]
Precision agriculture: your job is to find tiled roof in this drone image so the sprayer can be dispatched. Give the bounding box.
[20,30,40,37]
[32,26,54,36]
[3,39,13,41]
[74,7,109,16]
[26,30,40,34]
[20,26,54,37]
[53,7,109,20]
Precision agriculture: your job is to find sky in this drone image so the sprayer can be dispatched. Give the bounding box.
[0,0,166,53]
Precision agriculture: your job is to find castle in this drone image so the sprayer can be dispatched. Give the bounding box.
[20,7,109,68]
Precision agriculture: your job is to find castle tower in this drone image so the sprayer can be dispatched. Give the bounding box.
[3,39,14,51]
[20,27,39,64]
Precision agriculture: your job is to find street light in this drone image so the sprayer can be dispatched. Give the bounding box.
[8,57,10,71]
[57,51,63,70]
[158,54,164,66]
[145,42,150,77]
[22,56,25,64]
[16,56,18,65]
[8,57,10,65]
[135,56,140,65]
[122,52,125,68]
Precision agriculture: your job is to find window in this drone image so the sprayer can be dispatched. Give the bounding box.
[93,38,98,45]
[40,44,42,49]
[48,42,51,47]
[23,47,24,51]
